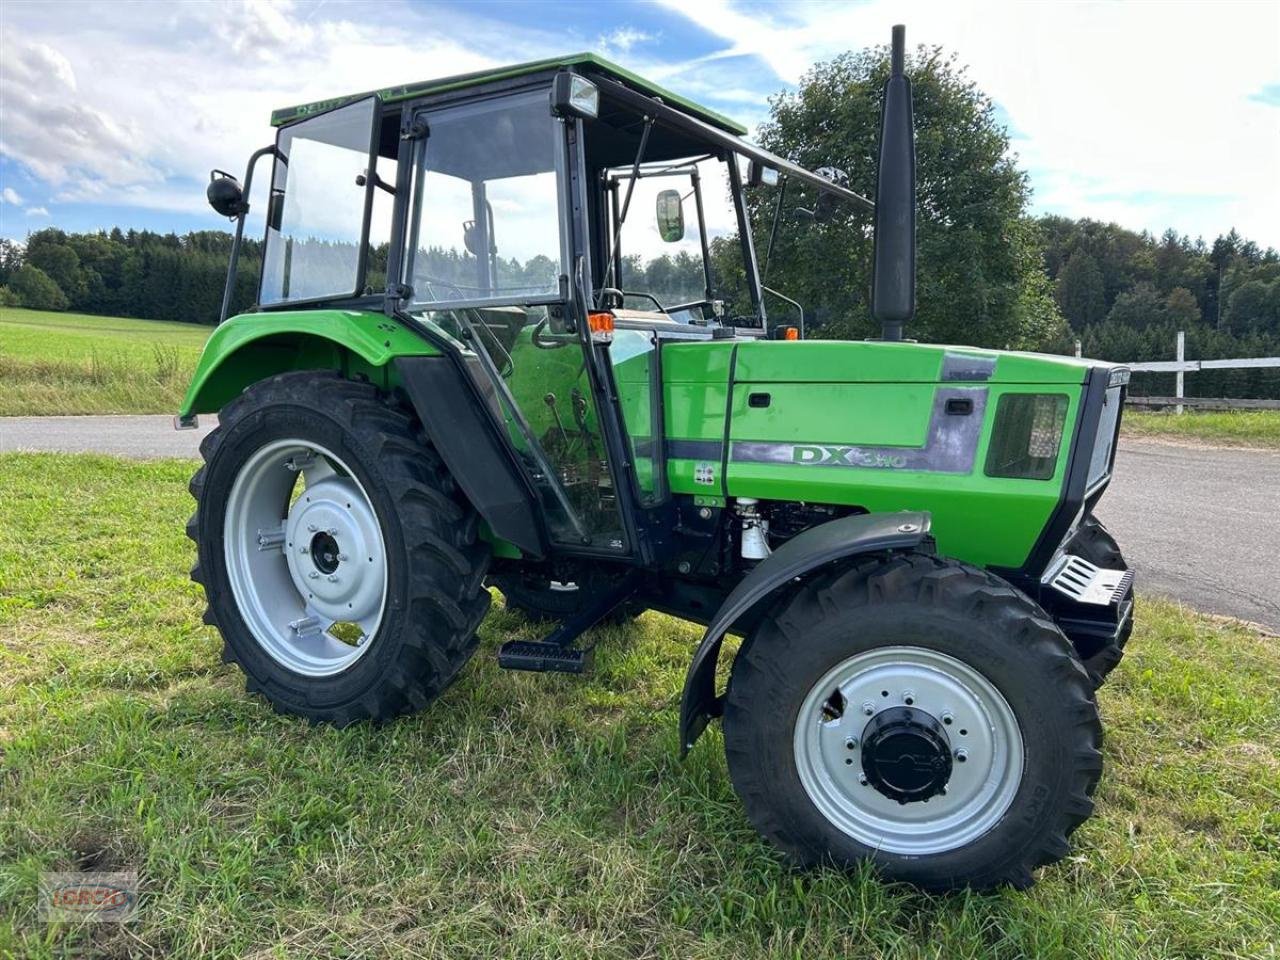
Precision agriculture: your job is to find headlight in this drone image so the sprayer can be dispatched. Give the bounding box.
[551,73,599,119]
[985,394,1068,480]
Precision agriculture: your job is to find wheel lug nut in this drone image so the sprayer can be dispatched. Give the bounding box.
[902,689,915,705]
[337,553,349,562]
[862,702,875,716]
[299,545,309,554]
[954,749,968,763]
[941,712,954,726]
[327,528,339,536]
[307,524,318,532]
[858,773,868,785]
[308,571,319,580]
[327,574,339,583]
[845,737,859,750]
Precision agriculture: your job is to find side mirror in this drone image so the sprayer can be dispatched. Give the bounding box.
[463,220,482,257]
[207,170,246,218]
[812,166,850,223]
[655,189,685,242]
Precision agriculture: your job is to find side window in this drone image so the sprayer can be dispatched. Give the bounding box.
[261,98,377,305]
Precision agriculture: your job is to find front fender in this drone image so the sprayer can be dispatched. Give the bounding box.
[179,310,441,417]
[678,511,932,755]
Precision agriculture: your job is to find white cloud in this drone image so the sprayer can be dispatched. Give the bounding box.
[657,0,1280,246]
[597,27,656,56]
[1,187,22,206]
[26,206,50,217]
[0,0,506,221]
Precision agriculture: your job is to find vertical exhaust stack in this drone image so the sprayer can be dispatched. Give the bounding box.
[871,24,916,342]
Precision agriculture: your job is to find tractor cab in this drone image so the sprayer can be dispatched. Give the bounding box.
[210,54,865,560]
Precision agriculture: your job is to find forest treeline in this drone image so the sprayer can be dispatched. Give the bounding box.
[2,217,1278,397]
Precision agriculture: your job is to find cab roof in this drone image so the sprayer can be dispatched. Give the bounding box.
[269,52,749,135]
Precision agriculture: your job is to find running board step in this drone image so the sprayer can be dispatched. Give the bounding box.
[498,640,592,674]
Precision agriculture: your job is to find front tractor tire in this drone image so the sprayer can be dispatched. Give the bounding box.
[723,554,1102,890]
[188,372,491,726]
[1066,515,1131,686]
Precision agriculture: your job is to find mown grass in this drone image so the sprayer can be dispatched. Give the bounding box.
[1123,409,1280,448]
[0,308,209,416]
[1,453,1277,959]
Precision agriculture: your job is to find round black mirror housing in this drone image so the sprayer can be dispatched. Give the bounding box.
[207,170,246,218]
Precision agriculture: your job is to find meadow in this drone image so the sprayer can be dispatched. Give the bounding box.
[1,453,1277,959]
[0,308,208,416]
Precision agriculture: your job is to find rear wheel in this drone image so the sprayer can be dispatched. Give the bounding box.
[723,554,1102,890]
[189,372,491,725]
[1067,515,1130,685]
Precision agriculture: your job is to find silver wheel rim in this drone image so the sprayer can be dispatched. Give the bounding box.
[224,438,387,677]
[793,645,1024,855]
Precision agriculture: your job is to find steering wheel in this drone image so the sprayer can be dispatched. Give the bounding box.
[531,317,576,350]
[416,274,468,301]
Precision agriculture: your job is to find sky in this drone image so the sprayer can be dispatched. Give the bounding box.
[1,0,1277,251]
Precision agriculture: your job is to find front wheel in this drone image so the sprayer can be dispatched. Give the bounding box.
[723,554,1102,890]
[1066,515,1130,686]
[188,372,491,726]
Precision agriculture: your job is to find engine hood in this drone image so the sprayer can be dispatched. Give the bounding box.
[726,339,1102,385]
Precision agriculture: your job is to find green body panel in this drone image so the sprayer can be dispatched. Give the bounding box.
[730,340,1092,384]
[659,338,1099,569]
[179,310,441,417]
[270,53,747,135]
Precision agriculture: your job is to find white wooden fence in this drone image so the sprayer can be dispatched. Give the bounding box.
[1074,331,1280,413]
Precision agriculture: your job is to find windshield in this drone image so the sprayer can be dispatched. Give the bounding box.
[606,154,753,324]
[261,98,377,305]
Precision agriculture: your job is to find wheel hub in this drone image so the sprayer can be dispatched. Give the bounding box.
[224,439,388,677]
[284,476,385,625]
[860,706,952,804]
[792,646,1024,856]
[310,531,341,574]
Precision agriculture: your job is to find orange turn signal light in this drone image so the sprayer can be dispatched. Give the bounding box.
[588,311,615,344]
[783,326,799,341]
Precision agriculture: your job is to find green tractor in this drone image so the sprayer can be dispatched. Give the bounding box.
[184,27,1132,889]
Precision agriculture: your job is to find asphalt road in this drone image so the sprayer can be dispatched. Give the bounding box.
[1095,439,1279,632]
[3,416,1277,631]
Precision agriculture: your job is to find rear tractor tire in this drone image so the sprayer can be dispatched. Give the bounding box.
[188,371,491,726]
[1066,515,1131,686]
[723,553,1103,890]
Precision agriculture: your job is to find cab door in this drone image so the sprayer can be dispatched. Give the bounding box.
[397,88,635,553]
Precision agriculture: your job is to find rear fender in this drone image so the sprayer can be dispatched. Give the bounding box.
[178,310,546,558]
[678,511,932,755]
[179,310,440,417]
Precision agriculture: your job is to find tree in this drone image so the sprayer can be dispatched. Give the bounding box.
[1104,282,1165,330]
[1164,286,1201,329]
[749,43,1064,348]
[0,238,23,286]
[1225,279,1280,336]
[9,264,68,310]
[24,229,84,302]
[1054,251,1106,329]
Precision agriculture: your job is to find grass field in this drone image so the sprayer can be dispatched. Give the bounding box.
[0,308,209,416]
[1122,409,1280,448]
[1,453,1277,959]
